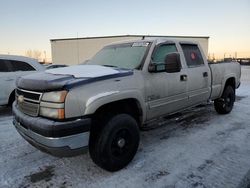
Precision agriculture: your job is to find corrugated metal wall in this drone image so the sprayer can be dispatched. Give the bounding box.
[51,36,208,65]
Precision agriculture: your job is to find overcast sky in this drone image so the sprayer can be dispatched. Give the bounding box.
[0,0,249,60]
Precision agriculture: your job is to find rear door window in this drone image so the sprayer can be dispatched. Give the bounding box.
[0,59,10,72]
[8,60,35,71]
[181,44,204,67]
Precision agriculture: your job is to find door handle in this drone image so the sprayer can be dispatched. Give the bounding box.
[180,75,187,81]
[5,78,14,81]
[203,72,208,77]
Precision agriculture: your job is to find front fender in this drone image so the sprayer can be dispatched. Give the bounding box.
[84,90,146,122]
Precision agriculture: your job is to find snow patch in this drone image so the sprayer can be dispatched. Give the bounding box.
[46,65,120,78]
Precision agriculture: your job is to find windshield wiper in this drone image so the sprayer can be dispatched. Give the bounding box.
[102,64,132,70]
[102,65,118,68]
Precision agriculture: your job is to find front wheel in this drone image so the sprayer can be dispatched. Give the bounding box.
[214,85,235,114]
[89,114,140,171]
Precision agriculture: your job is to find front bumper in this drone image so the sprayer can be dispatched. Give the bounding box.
[12,102,91,157]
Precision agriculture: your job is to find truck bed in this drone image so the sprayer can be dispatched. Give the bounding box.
[209,62,241,100]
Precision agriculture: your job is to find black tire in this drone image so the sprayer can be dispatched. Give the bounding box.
[89,114,140,172]
[214,85,235,114]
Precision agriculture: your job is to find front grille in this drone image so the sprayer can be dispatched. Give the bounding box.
[16,89,41,101]
[18,101,40,116]
[16,88,42,117]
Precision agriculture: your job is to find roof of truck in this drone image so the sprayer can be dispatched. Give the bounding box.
[104,38,199,47]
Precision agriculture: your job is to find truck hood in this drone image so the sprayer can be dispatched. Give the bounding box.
[17,65,133,91]
[46,65,125,78]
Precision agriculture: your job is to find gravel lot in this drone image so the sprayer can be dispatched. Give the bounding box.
[1,66,250,188]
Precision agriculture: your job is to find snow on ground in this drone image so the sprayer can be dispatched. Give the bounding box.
[1,66,250,188]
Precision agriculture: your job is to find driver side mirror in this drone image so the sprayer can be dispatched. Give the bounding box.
[148,52,181,73]
[164,52,181,73]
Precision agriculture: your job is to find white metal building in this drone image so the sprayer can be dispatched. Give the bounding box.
[51,35,209,65]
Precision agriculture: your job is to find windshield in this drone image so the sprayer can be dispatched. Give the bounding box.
[87,42,150,69]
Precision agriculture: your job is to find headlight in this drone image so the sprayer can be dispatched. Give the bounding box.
[40,107,65,119]
[42,90,68,102]
[40,90,67,119]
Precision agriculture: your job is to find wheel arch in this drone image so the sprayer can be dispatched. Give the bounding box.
[220,76,236,97]
[93,98,144,126]
[84,90,146,124]
[8,89,16,106]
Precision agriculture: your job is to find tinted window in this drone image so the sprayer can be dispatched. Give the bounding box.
[152,44,177,63]
[0,59,10,72]
[181,44,204,67]
[151,44,177,71]
[8,60,35,71]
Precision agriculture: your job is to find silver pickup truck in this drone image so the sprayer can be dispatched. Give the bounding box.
[13,38,241,171]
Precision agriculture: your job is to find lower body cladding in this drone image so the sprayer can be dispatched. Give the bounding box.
[12,102,91,157]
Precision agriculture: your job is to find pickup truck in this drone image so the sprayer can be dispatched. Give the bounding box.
[13,38,241,171]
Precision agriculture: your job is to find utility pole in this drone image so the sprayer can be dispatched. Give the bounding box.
[77,32,80,64]
[44,51,46,63]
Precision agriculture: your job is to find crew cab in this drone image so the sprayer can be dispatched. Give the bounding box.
[0,55,45,106]
[13,39,241,171]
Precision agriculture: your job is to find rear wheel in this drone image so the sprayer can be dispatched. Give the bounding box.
[89,114,140,171]
[214,85,235,114]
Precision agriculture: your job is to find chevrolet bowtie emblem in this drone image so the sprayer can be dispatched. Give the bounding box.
[18,95,24,103]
